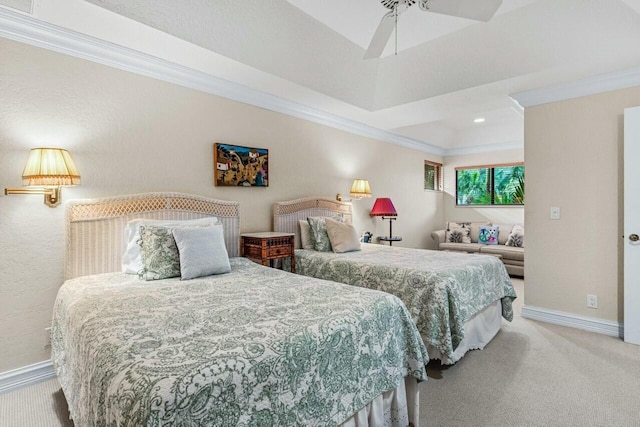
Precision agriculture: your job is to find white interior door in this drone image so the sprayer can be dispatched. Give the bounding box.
[624,106,640,345]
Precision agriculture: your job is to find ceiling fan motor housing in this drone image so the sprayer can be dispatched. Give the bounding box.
[381,0,416,10]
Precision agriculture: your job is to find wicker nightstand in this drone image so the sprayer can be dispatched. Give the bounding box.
[241,232,295,273]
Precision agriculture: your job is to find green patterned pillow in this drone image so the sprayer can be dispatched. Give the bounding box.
[307,217,333,252]
[137,225,181,280]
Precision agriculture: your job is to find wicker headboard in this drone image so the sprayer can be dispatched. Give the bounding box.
[273,197,352,248]
[65,192,240,279]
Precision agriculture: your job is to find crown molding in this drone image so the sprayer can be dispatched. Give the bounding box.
[511,67,640,108]
[0,7,450,155]
[444,140,523,157]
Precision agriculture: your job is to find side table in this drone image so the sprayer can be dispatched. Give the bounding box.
[241,232,295,273]
[378,236,403,246]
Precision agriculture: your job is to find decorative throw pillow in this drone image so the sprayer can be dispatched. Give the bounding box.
[307,217,333,252]
[299,220,314,250]
[470,222,491,243]
[506,224,525,248]
[172,225,231,280]
[325,218,361,253]
[122,217,219,274]
[446,221,472,244]
[137,225,181,281]
[478,226,499,245]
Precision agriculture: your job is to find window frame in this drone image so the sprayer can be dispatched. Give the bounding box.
[424,160,443,192]
[455,162,524,206]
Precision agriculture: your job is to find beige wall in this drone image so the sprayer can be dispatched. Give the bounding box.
[442,149,525,228]
[525,86,640,323]
[0,38,445,372]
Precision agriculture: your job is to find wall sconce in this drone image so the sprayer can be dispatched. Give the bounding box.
[4,148,81,207]
[336,179,372,201]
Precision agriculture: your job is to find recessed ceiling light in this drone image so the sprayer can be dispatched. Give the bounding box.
[474,117,486,123]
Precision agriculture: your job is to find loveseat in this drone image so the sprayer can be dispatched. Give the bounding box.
[431,221,524,277]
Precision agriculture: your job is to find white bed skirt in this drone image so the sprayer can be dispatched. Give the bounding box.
[426,300,503,365]
[339,377,420,427]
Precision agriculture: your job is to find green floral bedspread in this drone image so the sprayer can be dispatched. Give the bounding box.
[52,257,428,426]
[295,245,517,361]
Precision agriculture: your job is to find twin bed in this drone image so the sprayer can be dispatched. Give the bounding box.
[273,197,516,365]
[52,192,516,426]
[53,193,428,426]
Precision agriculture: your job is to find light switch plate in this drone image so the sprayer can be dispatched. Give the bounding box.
[550,207,561,220]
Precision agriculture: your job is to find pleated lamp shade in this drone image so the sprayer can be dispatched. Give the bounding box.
[349,179,372,199]
[370,198,397,216]
[22,148,81,187]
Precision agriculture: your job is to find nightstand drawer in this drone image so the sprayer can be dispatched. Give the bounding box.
[267,246,292,257]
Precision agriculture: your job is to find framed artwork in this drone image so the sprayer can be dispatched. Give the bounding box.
[214,143,269,187]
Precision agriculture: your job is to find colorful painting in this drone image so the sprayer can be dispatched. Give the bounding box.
[214,143,269,187]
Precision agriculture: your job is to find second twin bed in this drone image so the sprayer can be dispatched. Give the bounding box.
[274,197,517,365]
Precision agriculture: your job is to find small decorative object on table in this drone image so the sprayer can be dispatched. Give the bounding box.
[241,232,295,272]
[361,231,373,243]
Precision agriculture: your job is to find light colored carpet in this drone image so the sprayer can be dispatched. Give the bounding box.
[2,279,639,426]
[421,279,640,426]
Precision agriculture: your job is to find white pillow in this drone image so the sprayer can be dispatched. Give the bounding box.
[325,218,361,253]
[122,217,218,274]
[172,224,230,280]
[299,220,314,250]
[506,224,525,248]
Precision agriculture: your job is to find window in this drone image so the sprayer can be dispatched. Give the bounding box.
[456,163,524,205]
[424,160,443,191]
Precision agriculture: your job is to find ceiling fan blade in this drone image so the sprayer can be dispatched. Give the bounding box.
[421,0,503,22]
[364,5,410,60]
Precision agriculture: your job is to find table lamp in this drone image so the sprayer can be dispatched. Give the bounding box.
[370,197,397,239]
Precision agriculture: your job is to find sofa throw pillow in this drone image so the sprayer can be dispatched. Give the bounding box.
[446,221,472,244]
[470,222,491,243]
[138,225,181,281]
[325,218,361,253]
[298,220,314,250]
[172,224,231,280]
[307,216,333,252]
[506,224,525,248]
[478,226,499,245]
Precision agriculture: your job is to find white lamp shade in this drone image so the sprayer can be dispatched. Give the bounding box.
[349,179,372,198]
[22,148,81,186]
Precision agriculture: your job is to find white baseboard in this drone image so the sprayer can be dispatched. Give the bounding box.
[521,305,623,338]
[0,360,55,395]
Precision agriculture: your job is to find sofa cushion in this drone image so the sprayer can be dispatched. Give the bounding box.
[479,245,524,261]
[446,222,472,243]
[501,259,524,267]
[493,223,515,245]
[440,242,483,252]
[470,222,491,243]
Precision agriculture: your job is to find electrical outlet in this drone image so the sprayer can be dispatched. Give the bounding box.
[587,294,598,309]
[550,207,561,220]
[44,327,51,347]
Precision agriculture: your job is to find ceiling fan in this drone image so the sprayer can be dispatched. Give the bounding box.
[364,0,503,59]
